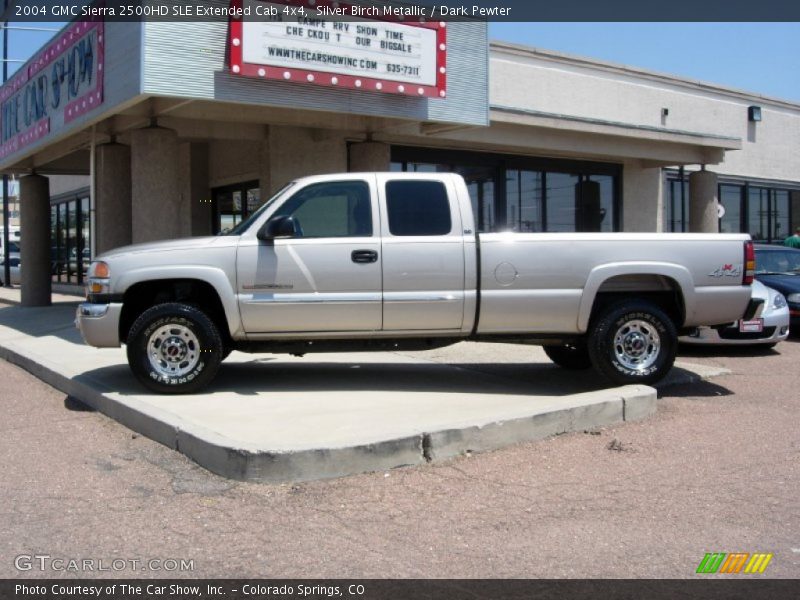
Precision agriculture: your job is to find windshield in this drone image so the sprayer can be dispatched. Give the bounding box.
[222,182,296,236]
[755,249,800,274]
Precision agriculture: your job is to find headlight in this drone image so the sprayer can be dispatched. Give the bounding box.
[88,261,109,278]
[87,261,111,296]
[772,293,787,309]
[787,293,800,304]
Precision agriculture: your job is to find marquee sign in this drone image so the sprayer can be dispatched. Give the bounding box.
[229,0,446,98]
[0,17,105,160]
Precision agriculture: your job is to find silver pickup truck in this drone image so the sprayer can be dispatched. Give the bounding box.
[77,172,756,393]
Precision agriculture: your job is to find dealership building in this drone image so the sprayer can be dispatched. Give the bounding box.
[1,5,799,305]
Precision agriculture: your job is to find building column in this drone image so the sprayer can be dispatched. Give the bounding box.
[689,169,719,233]
[95,143,132,254]
[178,141,211,237]
[266,126,348,194]
[348,141,391,172]
[130,126,181,243]
[19,174,51,307]
[622,163,663,232]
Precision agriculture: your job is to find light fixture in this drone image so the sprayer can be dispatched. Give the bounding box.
[661,108,669,117]
[748,106,762,122]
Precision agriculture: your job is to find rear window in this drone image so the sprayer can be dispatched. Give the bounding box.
[385,180,452,237]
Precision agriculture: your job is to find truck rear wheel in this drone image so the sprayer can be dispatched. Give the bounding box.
[126,303,223,394]
[543,343,592,369]
[588,300,677,385]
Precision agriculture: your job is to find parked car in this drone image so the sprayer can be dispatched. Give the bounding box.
[0,256,20,285]
[680,280,789,347]
[753,244,800,330]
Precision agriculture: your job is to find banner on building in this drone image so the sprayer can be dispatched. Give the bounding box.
[0,18,105,160]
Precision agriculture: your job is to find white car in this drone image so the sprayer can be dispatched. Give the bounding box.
[0,255,20,285]
[681,280,789,347]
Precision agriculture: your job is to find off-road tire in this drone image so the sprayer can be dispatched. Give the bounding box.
[588,300,677,385]
[543,342,592,370]
[126,303,223,394]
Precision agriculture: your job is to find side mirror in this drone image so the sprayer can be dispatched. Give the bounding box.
[257,216,298,241]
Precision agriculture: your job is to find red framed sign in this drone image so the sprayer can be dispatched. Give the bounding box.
[229,0,447,98]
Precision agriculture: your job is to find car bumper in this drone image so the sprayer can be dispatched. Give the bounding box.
[75,302,123,347]
[680,311,790,346]
[790,306,800,331]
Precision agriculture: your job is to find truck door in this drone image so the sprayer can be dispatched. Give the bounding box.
[236,177,382,334]
[378,175,466,331]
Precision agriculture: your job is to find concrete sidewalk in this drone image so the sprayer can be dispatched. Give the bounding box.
[0,287,728,482]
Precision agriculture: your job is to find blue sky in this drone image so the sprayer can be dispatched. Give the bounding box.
[5,22,800,102]
[490,23,800,102]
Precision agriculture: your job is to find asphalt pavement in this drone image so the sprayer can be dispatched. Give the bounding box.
[1,317,798,578]
[0,288,723,483]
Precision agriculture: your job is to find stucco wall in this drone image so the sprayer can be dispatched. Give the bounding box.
[490,44,800,184]
[266,126,348,194]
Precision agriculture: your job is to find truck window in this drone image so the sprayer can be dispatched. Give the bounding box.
[386,180,451,236]
[273,181,372,238]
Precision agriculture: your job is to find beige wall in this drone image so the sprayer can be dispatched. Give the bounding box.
[266,126,348,194]
[208,139,263,189]
[490,44,800,183]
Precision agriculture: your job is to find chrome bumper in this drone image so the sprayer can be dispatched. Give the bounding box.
[75,302,123,348]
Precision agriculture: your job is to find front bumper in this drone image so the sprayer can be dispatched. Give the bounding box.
[75,302,123,347]
[680,310,790,346]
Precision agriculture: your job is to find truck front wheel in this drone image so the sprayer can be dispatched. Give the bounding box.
[126,303,223,394]
[588,301,677,385]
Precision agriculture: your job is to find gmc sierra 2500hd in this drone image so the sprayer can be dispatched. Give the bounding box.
[77,172,756,393]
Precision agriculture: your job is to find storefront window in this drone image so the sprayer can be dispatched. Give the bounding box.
[665,178,689,232]
[591,175,616,233]
[56,203,67,281]
[458,165,495,233]
[506,170,543,232]
[391,148,620,234]
[719,184,742,233]
[546,173,580,232]
[666,173,794,242]
[50,191,90,285]
[773,190,790,242]
[748,187,770,242]
[213,181,261,234]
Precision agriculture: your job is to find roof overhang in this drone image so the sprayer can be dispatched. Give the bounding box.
[492,105,742,152]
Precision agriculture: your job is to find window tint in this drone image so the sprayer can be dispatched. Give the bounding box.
[386,180,452,236]
[755,250,800,273]
[274,181,372,238]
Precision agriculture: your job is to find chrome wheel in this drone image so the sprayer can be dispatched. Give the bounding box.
[146,324,201,378]
[613,319,661,372]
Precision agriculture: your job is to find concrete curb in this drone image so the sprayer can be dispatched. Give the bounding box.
[0,337,671,483]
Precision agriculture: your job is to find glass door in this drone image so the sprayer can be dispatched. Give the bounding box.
[212,181,261,234]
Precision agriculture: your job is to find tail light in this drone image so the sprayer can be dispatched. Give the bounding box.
[743,241,755,285]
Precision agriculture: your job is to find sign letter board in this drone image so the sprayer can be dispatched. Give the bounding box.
[229,0,447,98]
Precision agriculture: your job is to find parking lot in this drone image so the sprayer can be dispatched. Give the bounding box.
[1,311,798,578]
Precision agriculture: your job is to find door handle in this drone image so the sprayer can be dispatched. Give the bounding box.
[351,249,378,263]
